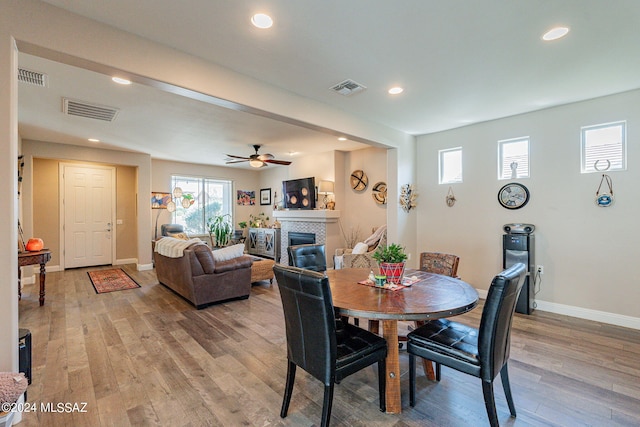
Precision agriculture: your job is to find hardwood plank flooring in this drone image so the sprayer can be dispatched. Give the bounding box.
[16,265,640,426]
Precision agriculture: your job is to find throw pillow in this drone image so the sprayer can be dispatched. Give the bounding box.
[167,232,189,240]
[212,244,245,262]
[352,242,369,254]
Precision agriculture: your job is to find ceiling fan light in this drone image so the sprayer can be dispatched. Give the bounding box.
[249,159,264,168]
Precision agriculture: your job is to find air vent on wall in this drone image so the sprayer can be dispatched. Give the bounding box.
[330,79,367,96]
[18,68,48,87]
[62,98,119,122]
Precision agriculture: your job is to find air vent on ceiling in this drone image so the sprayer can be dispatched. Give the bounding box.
[18,68,48,87]
[62,98,119,122]
[330,79,367,96]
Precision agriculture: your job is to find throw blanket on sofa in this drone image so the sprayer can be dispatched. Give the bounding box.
[155,237,202,258]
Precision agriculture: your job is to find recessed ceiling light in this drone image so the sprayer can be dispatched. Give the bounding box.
[338,137,347,141]
[388,87,404,95]
[88,138,100,142]
[251,13,273,29]
[542,26,569,41]
[112,77,131,85]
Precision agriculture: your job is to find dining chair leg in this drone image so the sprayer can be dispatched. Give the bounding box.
[481,380,499,427]
[500,364,517,417]
[377,359,386,412]
[320,383,335,427]
[280,361,296,418]
[408,353,416,407]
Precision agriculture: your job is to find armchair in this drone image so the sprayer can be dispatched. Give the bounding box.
[334,225,387,269]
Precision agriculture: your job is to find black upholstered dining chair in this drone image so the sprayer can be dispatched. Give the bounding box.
[273,264,387,427]
[407,263,526,427]
[287,243,327,272]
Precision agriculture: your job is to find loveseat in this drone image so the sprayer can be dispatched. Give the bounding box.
[154,238,253,308]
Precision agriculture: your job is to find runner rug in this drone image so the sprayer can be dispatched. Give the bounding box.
[88,268,140,294]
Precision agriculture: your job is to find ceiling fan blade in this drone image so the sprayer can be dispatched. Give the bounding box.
[225,154,250,160]
[265,159,292,165]
[225,159,249,164]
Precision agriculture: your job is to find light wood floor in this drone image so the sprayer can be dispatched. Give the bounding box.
[16,265,640,426]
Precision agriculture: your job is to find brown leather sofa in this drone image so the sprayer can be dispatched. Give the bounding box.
[154,240,253,309]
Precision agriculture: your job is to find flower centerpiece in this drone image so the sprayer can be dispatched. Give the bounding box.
[372,243,408,284]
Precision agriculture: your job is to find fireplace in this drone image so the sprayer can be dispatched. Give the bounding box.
[288,232,316,247]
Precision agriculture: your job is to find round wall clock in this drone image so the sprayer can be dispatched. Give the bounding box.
[498,182,530,209]
[350,170,368,191]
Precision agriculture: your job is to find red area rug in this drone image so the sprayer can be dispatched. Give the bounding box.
[88,268,140,294]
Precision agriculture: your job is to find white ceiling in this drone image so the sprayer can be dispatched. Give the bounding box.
[18,1,640,167]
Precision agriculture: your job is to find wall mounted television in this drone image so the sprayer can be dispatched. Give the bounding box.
[283,177,316,209]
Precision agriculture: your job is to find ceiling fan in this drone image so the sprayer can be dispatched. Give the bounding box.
[225,144,292,168]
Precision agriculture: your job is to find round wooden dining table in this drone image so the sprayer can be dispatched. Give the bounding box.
[326,268,479,414]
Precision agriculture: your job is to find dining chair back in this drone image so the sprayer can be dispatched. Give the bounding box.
[288,243,327,272]
[274,264,387,427]
[407,263,526,427]
[419,252,460,278]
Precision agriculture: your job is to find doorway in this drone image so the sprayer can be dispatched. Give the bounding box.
[60,163,116,269]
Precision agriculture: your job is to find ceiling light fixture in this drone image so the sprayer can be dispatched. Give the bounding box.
[338,137,347,141]
[388,87,404,95]
[249,159,265,168]
[111,77,131,85]
[542,26,569,41]
[88,138,100,142]
[251,13,273,29]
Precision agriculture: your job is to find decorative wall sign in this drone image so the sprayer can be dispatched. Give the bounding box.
[595,174,614,207]
[399,184,417,212]
[372,181,387,205]
[446,186,456,207]
[350,170,368,191]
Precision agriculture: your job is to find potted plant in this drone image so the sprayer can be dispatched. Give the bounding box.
[207,214,232,248]
[249,212,269,228]
[372,243,408,284]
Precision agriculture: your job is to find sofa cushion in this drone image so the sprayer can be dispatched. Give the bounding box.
[214,255,253,273]
[212,244,245,262]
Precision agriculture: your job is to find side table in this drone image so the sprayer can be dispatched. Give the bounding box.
[18,249,52,306]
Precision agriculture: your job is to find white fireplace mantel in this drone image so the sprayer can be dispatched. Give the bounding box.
[273,210,341,266]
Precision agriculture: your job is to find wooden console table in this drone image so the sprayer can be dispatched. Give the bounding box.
[18,249,51,306]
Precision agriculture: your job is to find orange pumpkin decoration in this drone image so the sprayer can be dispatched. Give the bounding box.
[26,238,44,252]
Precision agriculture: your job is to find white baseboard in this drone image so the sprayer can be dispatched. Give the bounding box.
[475,288,640,330]
[137,262,154,271]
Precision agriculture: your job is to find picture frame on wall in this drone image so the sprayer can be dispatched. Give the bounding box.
[237,190,255,206]
[151,192,171,209]
[260,188,271,206]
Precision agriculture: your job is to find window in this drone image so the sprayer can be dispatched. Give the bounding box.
[498,137,529,180]
[581,121,626,173]
[439,147,462,184]
[171,176,232,235]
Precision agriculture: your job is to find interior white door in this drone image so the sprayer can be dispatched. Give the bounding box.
[63,165,114,268]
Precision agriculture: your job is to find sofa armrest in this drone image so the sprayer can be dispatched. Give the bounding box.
[214,255,253,274]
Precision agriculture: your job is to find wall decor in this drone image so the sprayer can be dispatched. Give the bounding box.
[497,182,530,209]
[260,188,271,206]
[595,174,614,207]
[151,192,171,209]
[399,184,417,212]
[282,177,316,209]
[350,169,368,191]
[372,181,387,205]
[446,186,456,207]
[237,190,256,206]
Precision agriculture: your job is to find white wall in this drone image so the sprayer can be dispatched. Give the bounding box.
[417,89,640,325]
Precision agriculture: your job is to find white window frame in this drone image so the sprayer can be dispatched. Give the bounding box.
[170,175,233,236]
[439,147,463,184]
[498,137,530,180]
[580,121,627,173]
